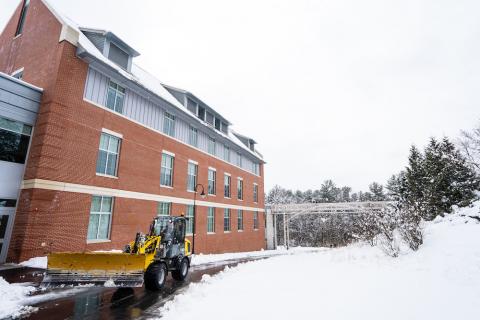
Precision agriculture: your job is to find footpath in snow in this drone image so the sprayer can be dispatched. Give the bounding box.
[158,204,480,320]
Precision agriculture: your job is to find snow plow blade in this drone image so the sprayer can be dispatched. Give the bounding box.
[42,252,146,287]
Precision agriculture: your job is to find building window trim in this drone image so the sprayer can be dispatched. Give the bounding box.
[208,168,216,195]
[87,195,114,241]
[160,152,175,187]
[163,112,176,137]
[187,161,198,192]
[105,80,125,114]
[223,208,231,232]
[96,132,121,177]
[207,207,215,233]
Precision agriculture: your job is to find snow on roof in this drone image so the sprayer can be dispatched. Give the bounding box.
[41,0,263,162]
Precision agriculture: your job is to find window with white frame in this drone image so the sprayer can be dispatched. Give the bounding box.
[156,202,171,233]
[237,152,242,167]
[163,112,175,137]
[96,133,121,176]
[224,208,231,232]
[189,126,198,147]
[253,211,259,230]
[207,207,215,233]
[237,178,244,200]
[208,137,215,155]
[237,209,243,231]
[186,205,194,234]
[208,168,216,195]
[224,145,230,162]
[187,162,198,191]
[224,174,231,198]
[87,196,113,240]
[160,153,174,187]
[253,183,258,203]
[106,80,125,113]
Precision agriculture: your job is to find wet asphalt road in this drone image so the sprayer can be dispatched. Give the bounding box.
[1,257,270,320]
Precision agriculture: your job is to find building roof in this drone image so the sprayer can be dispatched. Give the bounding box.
[40,0,263,162]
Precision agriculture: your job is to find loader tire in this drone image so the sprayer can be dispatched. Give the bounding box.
[144,262,167,291]
[171,257,189,281]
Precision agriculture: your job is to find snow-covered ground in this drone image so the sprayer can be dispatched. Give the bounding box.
[0,277,37,319]
[158,204,480,320]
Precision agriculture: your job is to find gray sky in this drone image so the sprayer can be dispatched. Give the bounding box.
[2,0,479,192]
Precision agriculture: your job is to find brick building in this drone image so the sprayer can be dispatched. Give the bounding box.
[0,0,265,263]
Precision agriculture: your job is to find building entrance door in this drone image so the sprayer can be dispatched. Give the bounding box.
[0,206,15,263]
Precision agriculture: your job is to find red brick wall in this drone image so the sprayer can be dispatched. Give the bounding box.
[1,0,266,262]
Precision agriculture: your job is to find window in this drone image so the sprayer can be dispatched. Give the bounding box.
[87,196,113,240]
[208,137,215,155]
[163,112,175,137]
[224,174,231,198]
[187,98,197,114]
[108,43,129,70]
[207,207,215,233]
[197,106,205,121]
[253,212,259,230]
[96,133,121,176]
[253,163,260,175]
[223,145,230,162]
[0,116,32,164]
[186,205,194,234]
[237,178,244,200]
[160,153,174,187]
[237,210,243,231]
[187,162,198,191]
[221,122,228,134]
[237,152,242,167]
[15,0,30,36]
[214,118,221,130]
[157,202,171,232]
[224,208,231,232]
[253,184,259,203]
[206,112,214,125]
[208,168,216,195]
[189,126,198,147]
[106,80,125,113]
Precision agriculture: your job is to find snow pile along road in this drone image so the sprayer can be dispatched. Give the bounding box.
[0,277,37,319]
[158,203,480,320]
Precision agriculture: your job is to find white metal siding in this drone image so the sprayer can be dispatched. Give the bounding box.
[84,67,260,175]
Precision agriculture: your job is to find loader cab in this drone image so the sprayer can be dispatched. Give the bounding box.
[153,216,186,244]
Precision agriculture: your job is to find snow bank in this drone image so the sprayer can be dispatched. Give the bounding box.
[158,203,480,320]
[0,277,37,319]
[19,256,47,269]
[191,246,320,266]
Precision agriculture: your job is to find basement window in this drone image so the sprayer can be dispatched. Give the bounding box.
[15,0,30,36]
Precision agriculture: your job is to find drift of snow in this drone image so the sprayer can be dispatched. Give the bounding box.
[19,256,47,269]
[191,247,319,266]
[158,203,480,320]
[0,277,37,319]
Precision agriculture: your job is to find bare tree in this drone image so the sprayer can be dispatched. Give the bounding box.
[460,122,480,172]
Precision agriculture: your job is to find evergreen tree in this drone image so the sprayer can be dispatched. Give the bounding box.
[369,182,386,201]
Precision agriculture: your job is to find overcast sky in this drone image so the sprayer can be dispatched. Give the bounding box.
[2,0,479,192]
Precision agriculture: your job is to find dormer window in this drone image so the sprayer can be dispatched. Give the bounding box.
[214,118,221,130]
[108,43,129,70]
[15,0,30,36]
[206,111,214,125]
[249,140,255,151]
[197,106,205,121]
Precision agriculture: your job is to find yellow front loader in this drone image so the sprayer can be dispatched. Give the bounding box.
[43,216,192,290]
